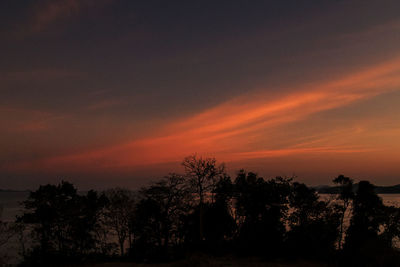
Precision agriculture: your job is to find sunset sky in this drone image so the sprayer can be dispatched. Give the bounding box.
[2,1,400,189]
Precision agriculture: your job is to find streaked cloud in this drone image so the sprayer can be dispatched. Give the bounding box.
[28,0,113,33]
[5,56,400,173]
[86,99,123,111]
[0,107,62,133]
[0,69,80,82]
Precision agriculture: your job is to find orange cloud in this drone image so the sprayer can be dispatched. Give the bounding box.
[0,107,55,133]
[4,56,400,173]
[228,147,377,162]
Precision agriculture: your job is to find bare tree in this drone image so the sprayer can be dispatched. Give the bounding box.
[104,188,135,256]
[182,154,225,241]
[137,173,192,249]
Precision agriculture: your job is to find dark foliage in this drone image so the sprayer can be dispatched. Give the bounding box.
[287,182,340,260]
[14,157,400,266]
[234,171,291,257]
[345,181,384,251]
[19,181,107,265]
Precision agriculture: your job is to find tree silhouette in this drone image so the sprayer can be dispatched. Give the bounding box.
[131,174,192,260]
[203,175,235,249]
[287,182,340,259]
[20,181,106,263]
[333,174,354,250]
[345,181,384,252]
[104,188,135,256]
[182,154,225,242]
[234,171,291,256]
[381,205,400,248]
[13,157,400,265]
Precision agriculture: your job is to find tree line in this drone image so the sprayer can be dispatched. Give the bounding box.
[3,155,400,266]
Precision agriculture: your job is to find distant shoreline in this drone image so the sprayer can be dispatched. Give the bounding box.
[315,184,400,194]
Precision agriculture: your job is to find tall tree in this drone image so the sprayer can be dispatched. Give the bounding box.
[20,181,106,261]
[104,188,135,256]
[132,174,192,260]
[287,182,340,259]
[234,171,291,256]
[333,175,354,250]
[345,181,384,252]
[204,175,235,247]
[182,154,225,241]
[142,173,192,249]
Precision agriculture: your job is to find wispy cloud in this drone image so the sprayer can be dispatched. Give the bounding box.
[0,69,80,82]
[4,56,400,172]
[86,99,123,111]
[27,0,113,34]
[32,0,81,32]
[0,107,55,133]
[228,147,377,161]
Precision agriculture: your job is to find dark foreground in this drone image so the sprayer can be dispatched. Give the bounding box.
[77,255,330,267]
[2,156,400,266]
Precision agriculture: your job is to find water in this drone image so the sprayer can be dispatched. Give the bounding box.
[379,194,400,207]
[0,191,29,222]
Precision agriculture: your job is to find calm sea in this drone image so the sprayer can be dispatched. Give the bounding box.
[0,191,29,222]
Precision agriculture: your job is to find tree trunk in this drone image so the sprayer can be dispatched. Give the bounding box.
[119,240,124,256]
[199,190,204,242]
[128,231,132,253]
[339,212,344,250]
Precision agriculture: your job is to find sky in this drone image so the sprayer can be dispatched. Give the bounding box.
[1,0,400,189]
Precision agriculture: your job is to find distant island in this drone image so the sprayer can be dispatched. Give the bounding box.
[315,184,400,194]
